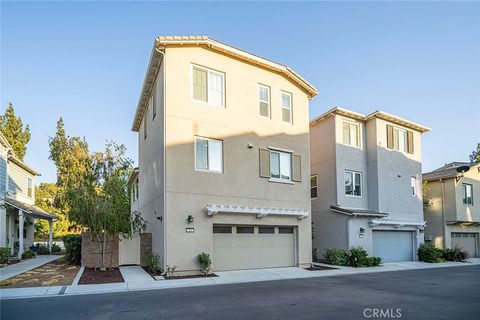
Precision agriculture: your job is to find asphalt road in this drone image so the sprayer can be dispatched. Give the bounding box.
[2,265,479,320]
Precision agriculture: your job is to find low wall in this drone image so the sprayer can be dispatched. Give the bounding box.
[140,233,152,266]
[81,233,119,269]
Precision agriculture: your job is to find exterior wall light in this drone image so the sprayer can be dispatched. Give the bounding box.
[359,227,365,238]
[187,215,194,223]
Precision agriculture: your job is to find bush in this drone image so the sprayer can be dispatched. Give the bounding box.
[198,252,212,276]
[418,243,443,263]
[443,246,469,262]
[324,248,348,266]
[21,250,35,259]
[165,265,177,278]
[0,247,11,264]
[347,246,368,267]
[51,243,61,253]
[365,256,382,267]
[142,253,160,274]
[63,234,82,265]
[36,244,50,255]
[312,248,318,262]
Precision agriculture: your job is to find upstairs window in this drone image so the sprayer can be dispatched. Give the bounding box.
[258,85,270,118]
[342,121,360,148]
[144,105,149,139]
[270,150,291,181]
[463,184,473,205]
[345,170,362,196]
[195,137,223,173]
[192,65,224,107]
[411,177,417,196]
[27,177,33,198]
[281,92,292,123]
[387,125,414,154]
[152,86,157,120]
[310,175,318,199]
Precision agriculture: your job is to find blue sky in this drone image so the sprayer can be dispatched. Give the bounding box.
[1,1,479,184]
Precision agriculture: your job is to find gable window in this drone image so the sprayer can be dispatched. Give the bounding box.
[195,137,223,173]
[310,175,318,199]
[258,85,270,118]
[463,184,473,205]
[281,92,292,123]
[345,170,362,196]
[342,121,360,148]
[270,150,291,181]
[411,177,417,196]
[27,177,33,198]
[192,65,224,107]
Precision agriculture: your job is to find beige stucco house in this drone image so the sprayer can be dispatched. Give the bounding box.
[131,36,317,274]
[423,162,479,258]
[310,107,430,262]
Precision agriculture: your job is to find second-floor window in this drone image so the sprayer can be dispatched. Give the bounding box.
[270,150,291,181]
[281,92,292,123]
[144,105,149,139]
[192,65,224,107]
[310,175,318,199]
[342,121,360,148]
[387,125,414,154]
[411,177,417,196]
[345,170,362,196]
[195,137,223,173]
[463,183,473,205]
[258,85,270,118]
[27,177,33,198]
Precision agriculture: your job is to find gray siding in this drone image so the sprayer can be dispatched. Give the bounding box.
[0,151,6,197]
[8,162,33,199]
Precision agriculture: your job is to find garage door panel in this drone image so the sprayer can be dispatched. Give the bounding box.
[451,233,477,258]
[373,231,414,263]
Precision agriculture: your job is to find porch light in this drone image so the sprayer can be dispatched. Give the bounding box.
[187,215,194,223]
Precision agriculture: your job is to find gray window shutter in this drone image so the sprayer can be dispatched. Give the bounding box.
[259,149,271,178]
[292,155,302,182]
[386,125,394,149]
[407,131,414,154]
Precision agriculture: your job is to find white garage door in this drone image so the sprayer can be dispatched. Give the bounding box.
[213,225,296,271]
[452,233,478,258]
[373,231,414,263]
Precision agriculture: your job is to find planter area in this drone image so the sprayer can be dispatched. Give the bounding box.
[78,268,124,285]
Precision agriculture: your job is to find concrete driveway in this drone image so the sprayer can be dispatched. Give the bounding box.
[2,265,479,320]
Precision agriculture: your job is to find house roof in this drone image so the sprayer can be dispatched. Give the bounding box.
[4,197,57,220]
[330,205,389,217]
[131,36,318,131]
[423,162,478,181]
[310,107,430,133]
[0,131,40,176]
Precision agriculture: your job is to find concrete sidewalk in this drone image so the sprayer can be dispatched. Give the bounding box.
[0,255,63,281]
[1,258,479,300]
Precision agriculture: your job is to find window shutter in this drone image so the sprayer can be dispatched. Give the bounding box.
[292,155,302,182]
[386,125,394,149]
[259,149,271,178]
[407,131,414,154]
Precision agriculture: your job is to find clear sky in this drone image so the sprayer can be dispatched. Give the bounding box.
[1,1,479,184]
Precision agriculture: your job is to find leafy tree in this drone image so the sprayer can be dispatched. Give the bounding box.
[34,183,71,239]
[469,143,480,164]
[0,103,31,160]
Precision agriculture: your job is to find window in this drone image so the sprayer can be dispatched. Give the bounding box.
[258,85,270,117]
[27,177,33,198]
[213,226,232,234]
[411,177,417,196]
[345,170,362,196]
[192,65,224,107]
[236,226,254,234]
[258,226,275,234]
[463,184,473,205]
[143,106,149,139]
[279,227,294,234]
[195,137,223,172]
[310,175,318,199]
[152,86,157,120]
[342,121,360,147]
[135,178,139,200]
[270,150,291,181]
[281,92,292,123]
[393,127,407,152]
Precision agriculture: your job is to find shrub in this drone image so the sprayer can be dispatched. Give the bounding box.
[312,248,318,262]
[324,248,348,266]
[443,246,469,262]
[21,250,35,259]
[418,243,443,263]
[165,265,177,278]
[0,247,11,264]
[63,234,82,265]
[51,243,61,253]
[142,253,160,274]
[36,244,50,255]
[365,256,382,267]
[198,252,212,276]
[347,246,368,267]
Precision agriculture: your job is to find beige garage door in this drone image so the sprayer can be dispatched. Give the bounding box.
[213,225,296,271]
[451,233,478,258]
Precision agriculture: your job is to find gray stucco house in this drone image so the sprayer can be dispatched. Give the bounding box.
[310,107,430,262]
[423,162,479,258]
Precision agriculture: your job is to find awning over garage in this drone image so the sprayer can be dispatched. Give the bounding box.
[206,204,308,219]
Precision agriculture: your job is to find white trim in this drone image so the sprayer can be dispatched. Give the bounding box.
[269,178,294,184]
[191,64,225,108]
[369,218,426,228]
[267,146,293,154]
[206,204,309,220]
[281,91,292,123]
[344,170,362,197]
[194,136,224,173]
[341,120,361,149]
[258,84,271,118]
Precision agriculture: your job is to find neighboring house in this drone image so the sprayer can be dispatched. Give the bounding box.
[423,162,480,258]
[0,132,57,258]
[131,36,317,273]
[310,107,430,263]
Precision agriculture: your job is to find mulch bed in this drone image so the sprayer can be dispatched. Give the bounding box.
[78,267,124,285]
[305,265,337,271]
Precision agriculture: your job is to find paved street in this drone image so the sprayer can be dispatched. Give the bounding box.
[2,265,479,320]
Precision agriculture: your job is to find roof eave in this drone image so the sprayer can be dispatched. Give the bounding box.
[367,111,430,133]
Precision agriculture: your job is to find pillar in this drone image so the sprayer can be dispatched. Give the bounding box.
[0,205,6,247]
[18,210,24,259]
[48,219,53,251]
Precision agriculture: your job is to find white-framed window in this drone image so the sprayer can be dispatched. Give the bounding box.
[345,170,362,196]
[143,105,149,139]
[152,86,157,121]
[463,183,473,205]
[342,121,360,148]
[192,65,225,107]
[270,150,291,181]
[411,177,417,196]
[310,175,318,199]
[27,177,33,198]
[258,85,270,118]
[281,91,292,123]
[135,178,139,200]
[393,127,407,152]
[195,137,223,173]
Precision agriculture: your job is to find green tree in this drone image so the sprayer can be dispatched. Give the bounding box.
[34,183,71,239]
[0,103,31,160]
[469,143,480,164]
